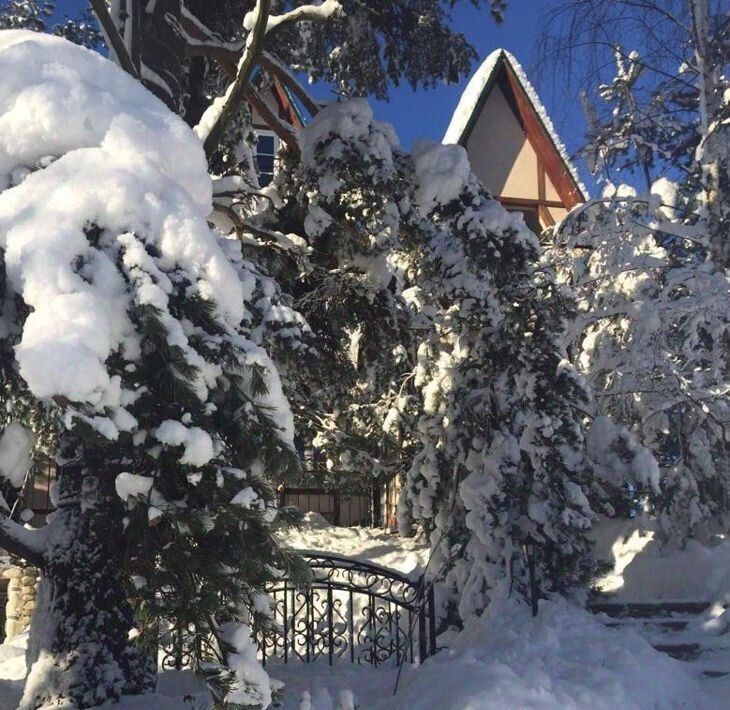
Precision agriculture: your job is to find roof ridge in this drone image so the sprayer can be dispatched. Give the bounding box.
[442,49,589,200]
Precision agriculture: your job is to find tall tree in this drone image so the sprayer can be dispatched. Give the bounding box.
[545,0,730,541]
[0,31,302,708]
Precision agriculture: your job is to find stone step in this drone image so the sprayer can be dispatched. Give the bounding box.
[588,601,711,619]
[652,642,703,661]
[605,618,690,631]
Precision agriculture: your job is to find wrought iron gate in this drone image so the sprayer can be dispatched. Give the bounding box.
[257,552,437,667]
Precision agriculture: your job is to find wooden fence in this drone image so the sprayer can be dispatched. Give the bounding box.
[278,487,372,527]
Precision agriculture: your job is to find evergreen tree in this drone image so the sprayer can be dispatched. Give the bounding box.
[0,32,303,708]
[399,142,626,618]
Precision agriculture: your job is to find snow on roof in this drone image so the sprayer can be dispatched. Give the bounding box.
[443,49,589,200]
[443,48,503,146]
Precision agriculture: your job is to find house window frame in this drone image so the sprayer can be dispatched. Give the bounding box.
[254,129,279,187]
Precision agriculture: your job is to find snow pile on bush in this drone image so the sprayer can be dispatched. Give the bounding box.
[383,597,704,710]
[0,29,292,447]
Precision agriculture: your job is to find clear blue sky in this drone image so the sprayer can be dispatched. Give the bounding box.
[55,1,590,181]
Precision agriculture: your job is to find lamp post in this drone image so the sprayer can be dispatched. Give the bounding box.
[521,535,539,617]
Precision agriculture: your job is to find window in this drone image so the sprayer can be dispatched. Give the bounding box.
[255,131,278,186]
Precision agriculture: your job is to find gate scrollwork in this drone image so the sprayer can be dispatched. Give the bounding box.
[257,551,437,667]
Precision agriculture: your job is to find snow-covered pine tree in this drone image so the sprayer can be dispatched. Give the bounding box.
[263,99,419,491]
[0,31,304,708]
[397,142,607,618]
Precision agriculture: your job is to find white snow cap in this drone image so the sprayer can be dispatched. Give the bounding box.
[0,30,211,211]
[0,31,248,434]
[155,420,215,467]
[115,471,154,501]
[442,48,588,199]
[411,141,471,212]
[219,621,272,708]
[0,422,35,488]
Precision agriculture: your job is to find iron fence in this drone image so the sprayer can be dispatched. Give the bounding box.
[159,552,437,671]
[257,551,437,667]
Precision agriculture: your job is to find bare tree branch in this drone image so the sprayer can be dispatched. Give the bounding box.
[203,0,272,158]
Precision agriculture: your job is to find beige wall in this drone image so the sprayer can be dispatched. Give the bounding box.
[465,84,538,199]
[547,205,568,225]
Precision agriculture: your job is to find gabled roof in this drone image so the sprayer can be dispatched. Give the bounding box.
[443,49,588,207]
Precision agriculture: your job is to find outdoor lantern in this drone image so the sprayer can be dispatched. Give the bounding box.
[521,535,539,617]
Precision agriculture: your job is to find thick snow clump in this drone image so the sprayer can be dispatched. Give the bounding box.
[0,30,293,450]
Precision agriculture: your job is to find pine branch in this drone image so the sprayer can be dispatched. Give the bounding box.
[203,0,272,158]
[0,515,46,567]
[88,0,140,79]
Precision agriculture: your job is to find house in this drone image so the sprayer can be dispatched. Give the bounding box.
[443,48,587,234]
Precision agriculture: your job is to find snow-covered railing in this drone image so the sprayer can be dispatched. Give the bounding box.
[257,551,437,667]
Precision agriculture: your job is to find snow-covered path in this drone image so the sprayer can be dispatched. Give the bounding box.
[274,512,430,574]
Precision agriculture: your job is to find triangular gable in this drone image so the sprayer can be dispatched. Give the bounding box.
[444,49,587,220]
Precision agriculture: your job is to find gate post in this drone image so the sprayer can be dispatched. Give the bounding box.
[427,584,437,656]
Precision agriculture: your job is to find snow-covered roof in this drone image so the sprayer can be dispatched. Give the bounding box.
[443,49,589,201]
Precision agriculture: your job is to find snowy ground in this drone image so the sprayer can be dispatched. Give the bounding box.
[275,512,430,575]
[592,516,730,602]
[2,515,730,709]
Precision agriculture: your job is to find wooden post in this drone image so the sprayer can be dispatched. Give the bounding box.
[370,480,381,529]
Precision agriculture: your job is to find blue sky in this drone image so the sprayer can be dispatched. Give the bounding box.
[55,1,591,181]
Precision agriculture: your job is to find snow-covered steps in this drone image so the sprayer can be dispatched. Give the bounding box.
[588,597,730,676]
[588,601,711,618]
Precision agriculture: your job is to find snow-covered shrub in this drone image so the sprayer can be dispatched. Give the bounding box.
[550,184,730,542]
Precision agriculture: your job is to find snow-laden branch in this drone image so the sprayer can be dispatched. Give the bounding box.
[245,0,342,35]
[202,0,272,158]
[0,515,46,568]
[179,7,244,62]
[89,0,140,79]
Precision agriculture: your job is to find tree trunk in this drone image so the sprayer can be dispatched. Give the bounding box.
[690,0,730,268]
[20,455,155,709]
[138,0,187,113]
